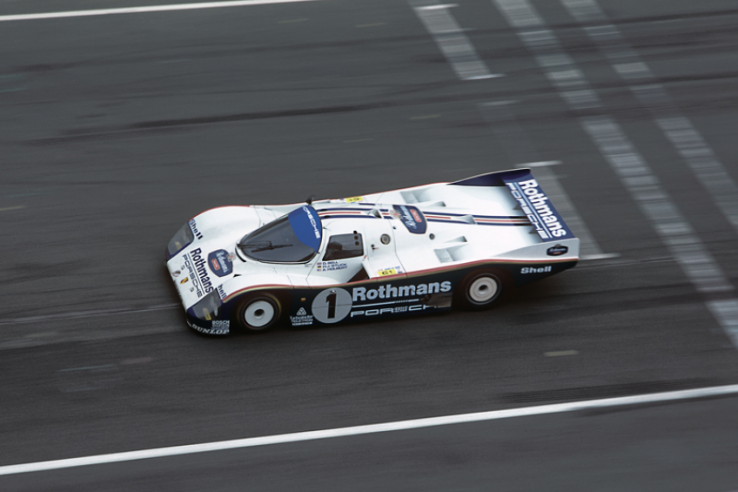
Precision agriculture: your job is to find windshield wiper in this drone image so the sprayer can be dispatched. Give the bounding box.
[240,241,293,253]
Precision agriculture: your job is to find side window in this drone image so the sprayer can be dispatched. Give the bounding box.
[323,233,364,261]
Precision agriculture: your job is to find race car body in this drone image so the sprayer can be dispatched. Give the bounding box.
[165,169,579,335]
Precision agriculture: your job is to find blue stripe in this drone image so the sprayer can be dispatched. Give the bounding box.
[478,222,531,227]
[423,211,527,219]
[320,215,378,220]
[427,219,529,227]
[316,207,373,213]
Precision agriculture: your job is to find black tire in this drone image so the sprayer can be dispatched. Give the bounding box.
[234,294,281,333]
[456,269,505,310]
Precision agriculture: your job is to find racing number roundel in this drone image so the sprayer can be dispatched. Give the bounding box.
[311,288,352,324]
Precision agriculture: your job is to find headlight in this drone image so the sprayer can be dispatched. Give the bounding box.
[166,222,195,259]
[190,289,223,321]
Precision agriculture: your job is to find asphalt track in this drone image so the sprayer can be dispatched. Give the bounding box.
[1,0,737,489]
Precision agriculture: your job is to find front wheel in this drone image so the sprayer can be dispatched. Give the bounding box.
[456,270,505,310]
[235,294,281,333]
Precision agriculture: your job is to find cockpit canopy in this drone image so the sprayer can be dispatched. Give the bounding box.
[238,205,322,263]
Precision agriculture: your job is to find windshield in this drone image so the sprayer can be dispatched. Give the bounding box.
[238,205,322,263]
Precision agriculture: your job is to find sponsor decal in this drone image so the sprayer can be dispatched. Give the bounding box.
[521,266,553,274]
[183,248,214,298]
[188,219,204,240]
[290,316,313,326]
[311,288,352,324]
[345,196,364,203]
[304,206,320,239]
[307,282,454,324]
[288,205,322,250]
[172,270,181,278]
[317,261,348,272]
[290,306,314,326]
[505,178,571,241]
[352,281,451,301]
[350,304,429,317]
[217,285,227,300]
[392,205,427,234]
[180,277,189,284]
[547,244,568,256]
[378,268,398,277]
[208,249,233,277]
[187,319,229,335]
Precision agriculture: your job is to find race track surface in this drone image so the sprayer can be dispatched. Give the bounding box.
[1,0,738,490]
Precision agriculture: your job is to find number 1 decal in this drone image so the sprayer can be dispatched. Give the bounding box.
[311,288,352,324]
[326,293,337,319]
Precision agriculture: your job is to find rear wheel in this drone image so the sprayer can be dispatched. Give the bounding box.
[456,270,505,310]
[235,294,281,333]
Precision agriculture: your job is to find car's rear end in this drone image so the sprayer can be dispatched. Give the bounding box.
[451,168,579,285]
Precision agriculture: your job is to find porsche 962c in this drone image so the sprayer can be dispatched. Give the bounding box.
[165,169,579,335]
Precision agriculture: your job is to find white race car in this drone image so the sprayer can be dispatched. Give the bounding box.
[165,169,579,335]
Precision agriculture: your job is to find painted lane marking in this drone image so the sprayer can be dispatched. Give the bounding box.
[478,99,610,259]
[410,0,502,81]
[493,0,738,347]
[580,253,620,261]
[1,384,736,476]
[544,350,578,357]
[0,0,318,22]
[524,160,562,168]
[581,117,733,294]
[527,166,609,259]
[560,0,738,235]
[492,0,731,291]
[706,300,738,347]
[58,364,117,373]
[120,357,155,365]
[0,304,179,326]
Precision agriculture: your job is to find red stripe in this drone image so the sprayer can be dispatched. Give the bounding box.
[220,258,577,301]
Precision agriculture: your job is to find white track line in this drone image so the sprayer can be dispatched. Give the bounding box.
[411,0,502,80]
[0,304,178,326]
[560,0,738,235]
[493,0,734,291]
[1,384,737,476]
[477,102,610,259]
[0,0,317,22]
[493,0,738,347]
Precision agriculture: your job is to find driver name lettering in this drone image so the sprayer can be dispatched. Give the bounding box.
[352,281,451,301]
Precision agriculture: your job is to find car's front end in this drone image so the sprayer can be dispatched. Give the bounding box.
[165,206,263,335]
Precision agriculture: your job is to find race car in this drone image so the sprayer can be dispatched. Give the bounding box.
[165,169,579,336]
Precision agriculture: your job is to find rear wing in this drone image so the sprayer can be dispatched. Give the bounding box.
[453,169,575,243]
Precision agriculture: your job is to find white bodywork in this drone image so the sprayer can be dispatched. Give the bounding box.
[166,172,580,312]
